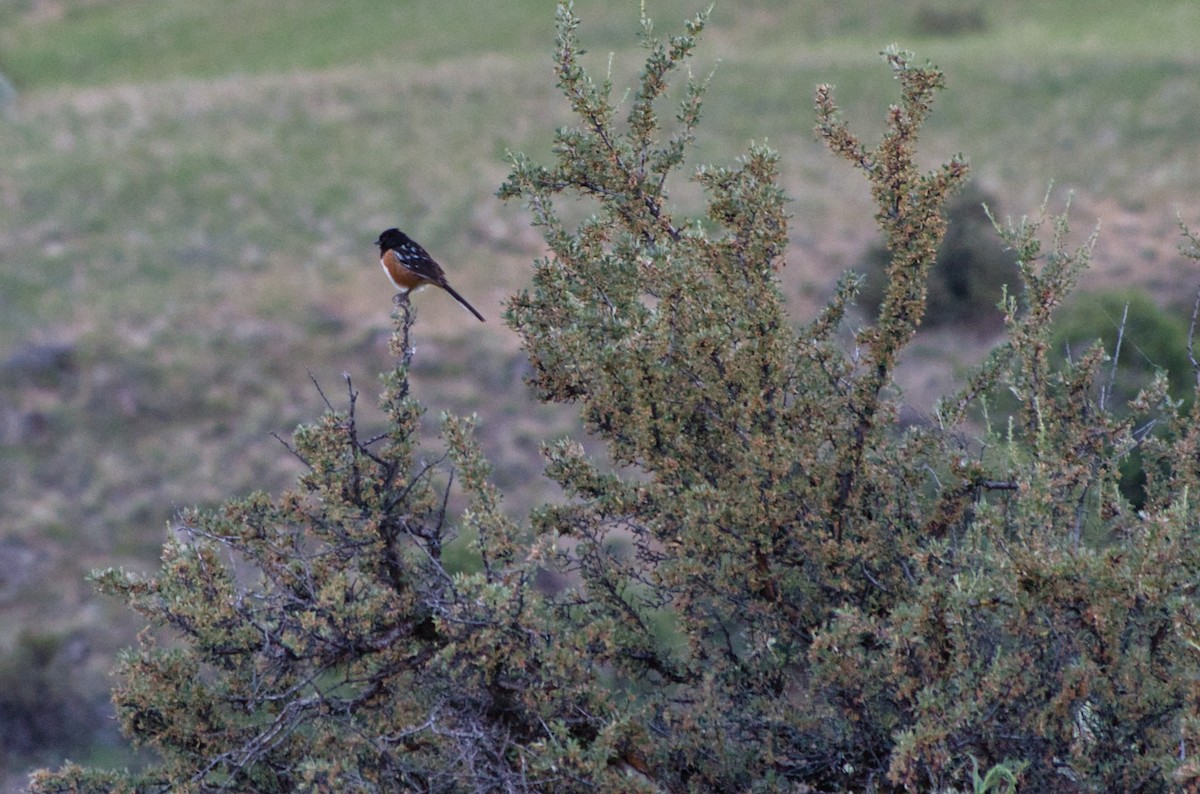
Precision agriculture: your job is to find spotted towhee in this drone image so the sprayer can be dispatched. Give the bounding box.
[375,228,485,322]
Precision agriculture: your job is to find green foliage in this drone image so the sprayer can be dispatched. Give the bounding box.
[857,181,1018,328]
[498,6,1200,790]
[969,755,1027,794]
[30,4,1200,793]
[1051,287,1193,405]
[1046,287,1192,508]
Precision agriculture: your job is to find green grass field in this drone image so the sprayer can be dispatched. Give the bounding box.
[2,0,1199,784]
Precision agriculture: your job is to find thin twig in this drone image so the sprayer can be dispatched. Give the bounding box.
[392,293,417,365]
[1101,302,1129,412]
[1188,287,1200,386]
[270,432,312,470]
[307,369,337,413]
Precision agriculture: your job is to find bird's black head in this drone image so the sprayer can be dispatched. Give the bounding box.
[375,228,404,251]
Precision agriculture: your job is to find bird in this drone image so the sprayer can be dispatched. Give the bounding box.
[374,228,485,322]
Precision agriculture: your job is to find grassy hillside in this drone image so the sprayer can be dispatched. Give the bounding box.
[2,0,1199,784]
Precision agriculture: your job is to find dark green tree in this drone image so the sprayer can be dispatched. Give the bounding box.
[31,4,1200,792]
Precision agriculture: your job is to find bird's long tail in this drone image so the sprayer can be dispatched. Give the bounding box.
[440,283,486,322]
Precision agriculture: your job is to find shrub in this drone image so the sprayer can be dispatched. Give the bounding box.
[857,180,1018,329]
[0,631,97,767]
[31,4,1200,793]
[1047,288,1192,508]
[1051,287,1192,406]
[914,3,988,37]
[31,307,583,792]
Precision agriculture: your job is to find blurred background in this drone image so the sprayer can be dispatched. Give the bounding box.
[2,0,1198,786]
